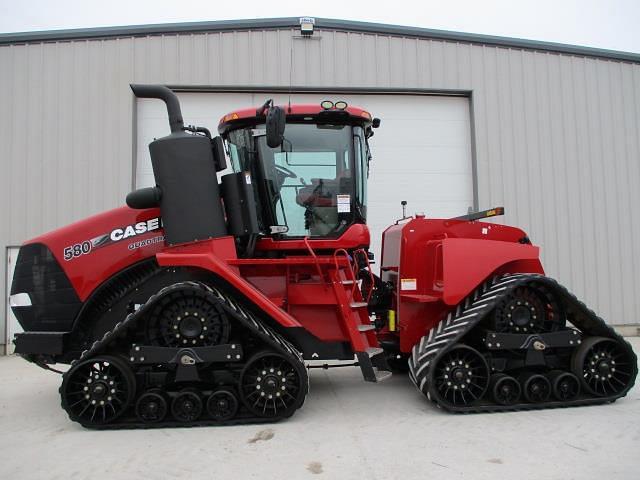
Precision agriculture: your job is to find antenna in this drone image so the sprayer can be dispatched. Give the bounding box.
[401,200,407,219]
[288,32,294,113]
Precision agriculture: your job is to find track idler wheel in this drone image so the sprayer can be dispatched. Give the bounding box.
[489,374,521,406]
[61,355,136,426]
[206,389,239,421]
[135,390,168,423]
[239,351,308,419]
[572,336,635,397]
[171,389,203,422]
[431,344,490,407]
[519,373,551,403]
[548,371,580,401]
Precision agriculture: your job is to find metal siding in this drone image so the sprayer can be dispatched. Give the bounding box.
[1,27,640,344]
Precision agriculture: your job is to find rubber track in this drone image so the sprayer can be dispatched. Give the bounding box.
[60,281,308,429]
[408,274,638,413]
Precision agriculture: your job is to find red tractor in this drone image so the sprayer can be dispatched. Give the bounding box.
[10,85,636,428]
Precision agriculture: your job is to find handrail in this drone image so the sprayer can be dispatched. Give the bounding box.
[333,248,358,295]
[354,248,376,302]
[303,236,326,285]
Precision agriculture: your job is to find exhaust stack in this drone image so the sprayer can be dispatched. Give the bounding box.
[129,84,227,245]
[130,84,184,133]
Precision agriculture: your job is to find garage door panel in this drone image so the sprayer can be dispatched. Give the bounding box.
[372,147,472,174]
[380,119,470,146]
[369,176,471,201]
[136,93,473,261]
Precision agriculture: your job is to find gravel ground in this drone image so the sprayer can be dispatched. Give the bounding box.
[0,338,638,480]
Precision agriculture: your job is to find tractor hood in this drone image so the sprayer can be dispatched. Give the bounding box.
[21,206,164,302]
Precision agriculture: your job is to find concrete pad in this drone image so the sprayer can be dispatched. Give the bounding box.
[0,338,638,480]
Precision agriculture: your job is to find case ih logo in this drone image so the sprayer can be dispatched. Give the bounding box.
[110,217,162,241]
[63,217,162,261]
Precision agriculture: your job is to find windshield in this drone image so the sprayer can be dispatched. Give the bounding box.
[226,123,365,237]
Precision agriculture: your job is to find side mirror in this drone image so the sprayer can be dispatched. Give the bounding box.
[266,106,286,148]
[372,118,381,128]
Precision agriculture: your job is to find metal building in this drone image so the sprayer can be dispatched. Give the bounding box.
[1,17,639,352]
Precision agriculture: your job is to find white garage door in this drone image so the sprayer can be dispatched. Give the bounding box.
[136,93,474,261]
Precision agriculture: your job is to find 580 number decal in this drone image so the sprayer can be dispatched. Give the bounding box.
[63,241,92,261]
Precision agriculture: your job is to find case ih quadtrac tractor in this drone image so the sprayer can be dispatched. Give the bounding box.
[10,85,636,428]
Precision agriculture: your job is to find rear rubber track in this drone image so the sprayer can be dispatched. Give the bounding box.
[408,274,637,413]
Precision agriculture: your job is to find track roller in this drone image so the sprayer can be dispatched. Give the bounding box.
[172,389,203,422]
[136,390,168,423]
[519,373,551,403]
[547,371,580,401]
[206,389,239,421]
[60,355,136,426]
[489,374,521,406]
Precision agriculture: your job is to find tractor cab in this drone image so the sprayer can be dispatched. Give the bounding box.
[218,101,379,240]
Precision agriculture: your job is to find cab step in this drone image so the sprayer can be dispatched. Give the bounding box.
[366,347,384,358]
[350,301,368,308]
[356,348,392,382]
[374,369,393,382]
[357,325,376,332]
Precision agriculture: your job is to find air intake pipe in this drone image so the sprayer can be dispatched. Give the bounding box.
[129,84,227,245]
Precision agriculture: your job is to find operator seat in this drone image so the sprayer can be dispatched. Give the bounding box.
[296,171,352,235]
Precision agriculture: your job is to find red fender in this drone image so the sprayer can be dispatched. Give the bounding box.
[442,238,544,305]
[155,237,302,328]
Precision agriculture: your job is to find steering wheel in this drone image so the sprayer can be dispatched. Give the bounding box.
[275,164,297,179]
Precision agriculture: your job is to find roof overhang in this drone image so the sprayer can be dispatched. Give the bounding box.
[1,17,638,64]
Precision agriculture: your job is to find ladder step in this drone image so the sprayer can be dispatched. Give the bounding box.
[340,280,355,285]
[374,369,393,382]
[366,347,384,358]
[357,325,376,332]
[350,301,368,308]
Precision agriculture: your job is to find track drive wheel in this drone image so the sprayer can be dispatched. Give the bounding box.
[572,337,635,397]
[61,355,136,426]
[146,288,230,348]
[239,351,308,419]
[491,284,565,333]
[490,374,521,406]
[431,344,490,407]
